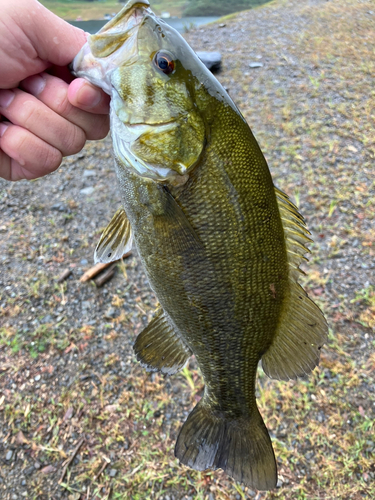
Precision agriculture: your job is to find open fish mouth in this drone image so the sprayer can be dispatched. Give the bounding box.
[71,0,152,94]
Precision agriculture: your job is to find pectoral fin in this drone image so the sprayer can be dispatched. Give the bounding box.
[134,309,192,375]
[153,186,203,254]
[94,208,133,264]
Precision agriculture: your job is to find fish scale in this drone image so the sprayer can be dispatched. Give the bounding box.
[72,0,328,490]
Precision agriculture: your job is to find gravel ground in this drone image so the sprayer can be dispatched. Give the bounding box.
[0,0,374,499]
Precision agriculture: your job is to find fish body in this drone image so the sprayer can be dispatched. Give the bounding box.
[72,0,327,490]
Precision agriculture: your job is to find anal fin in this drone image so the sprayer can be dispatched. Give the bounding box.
[134,309,192,375]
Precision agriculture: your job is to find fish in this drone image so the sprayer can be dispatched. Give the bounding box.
[72,0,328,490]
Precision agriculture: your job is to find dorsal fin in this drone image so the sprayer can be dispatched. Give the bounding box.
[134,309,192,375]
[94,208,133,264]
[261,188,328,381]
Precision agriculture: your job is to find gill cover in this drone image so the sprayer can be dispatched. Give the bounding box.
[72,0,206,183]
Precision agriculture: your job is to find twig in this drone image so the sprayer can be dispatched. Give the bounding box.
[94,263,117,287]
[59,437,85,484]
[93,456,110,482]
[56,269,72,283]
[80,262,112,282]
[79,251,132,283]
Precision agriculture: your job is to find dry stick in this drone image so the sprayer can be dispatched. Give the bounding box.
[56,269,72,283]
[93,457,110,482]
[94,263,117,287]
[80,262,112,283]
[80,251,132,283]
[59,437,85,484]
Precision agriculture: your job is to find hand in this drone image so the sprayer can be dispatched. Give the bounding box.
[0,0,110,181]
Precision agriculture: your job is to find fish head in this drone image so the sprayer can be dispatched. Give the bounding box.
[72,0,219,185]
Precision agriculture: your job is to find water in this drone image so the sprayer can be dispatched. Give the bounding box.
[69,17,219,34]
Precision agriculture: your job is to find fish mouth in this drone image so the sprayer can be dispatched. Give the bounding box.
[71,0,152,94]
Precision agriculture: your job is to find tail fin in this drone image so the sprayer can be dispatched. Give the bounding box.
[175,399,277,491]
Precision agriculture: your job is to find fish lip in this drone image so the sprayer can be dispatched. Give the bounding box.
[123,117,182,128]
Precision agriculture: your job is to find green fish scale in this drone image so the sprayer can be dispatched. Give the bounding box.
[117,95,289,420]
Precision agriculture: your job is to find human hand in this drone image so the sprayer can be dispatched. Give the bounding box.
[0,0,110,181]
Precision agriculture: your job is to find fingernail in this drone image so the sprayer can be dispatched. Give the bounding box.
[0,122,9,137]
[21,74,46,96]
[77,83,101,107]
[0,90,15,109]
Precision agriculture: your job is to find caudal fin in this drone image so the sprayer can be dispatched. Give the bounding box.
[175,400,277,491]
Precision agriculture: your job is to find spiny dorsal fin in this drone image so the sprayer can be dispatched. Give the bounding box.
[94,208,133,264]
[261,188,328,381]
[134,309,192,375]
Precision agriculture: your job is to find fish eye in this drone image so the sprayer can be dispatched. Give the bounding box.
[153,51,175,75]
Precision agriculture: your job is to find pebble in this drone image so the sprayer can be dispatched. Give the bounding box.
[83,170,96,177]
[24,466,34,476]
[249,62,264,68]
[80,259,88,265]
[80,187,95,195]
[109,469,117,477]
[34,375,41,382]
[6,450,13,461]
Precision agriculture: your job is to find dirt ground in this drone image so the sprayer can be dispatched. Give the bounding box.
[0,0,374,499]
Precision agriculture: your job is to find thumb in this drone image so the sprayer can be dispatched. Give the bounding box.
[19,0,87,66]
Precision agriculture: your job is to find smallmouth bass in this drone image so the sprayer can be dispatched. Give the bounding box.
[72,0,328,490]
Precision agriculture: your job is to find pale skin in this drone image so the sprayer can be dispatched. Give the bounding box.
[0,0,110,181]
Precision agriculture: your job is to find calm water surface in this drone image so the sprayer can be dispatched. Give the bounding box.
[69,17,219,34]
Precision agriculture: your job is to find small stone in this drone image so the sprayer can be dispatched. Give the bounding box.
[218,23,226,27]
[80,187,95,196]
[41,465,56,474]
[249,62,263,68]
[34,375,41,382]
[21,480,26,486]
[63,407,74,421]
[83,170,96,177]
[6,450,13,461]
[104,307,117,319]
[196,51,222,72]
[34,461,41,469]
[80,259,88,265]
[109,468,117,477]
[24,466,34,476]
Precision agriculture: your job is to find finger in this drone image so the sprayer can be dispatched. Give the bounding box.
[0,122,62,181]
[2,0,88,88]
[68,78,111,115]
[0,148,34,182]
[20,0,87,66]
[21,73,109,140]
[0,88,86,156]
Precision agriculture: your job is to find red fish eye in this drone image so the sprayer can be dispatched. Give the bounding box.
[154,51,175,75]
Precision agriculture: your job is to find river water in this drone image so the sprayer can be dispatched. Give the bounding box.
[69,17,219,34]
